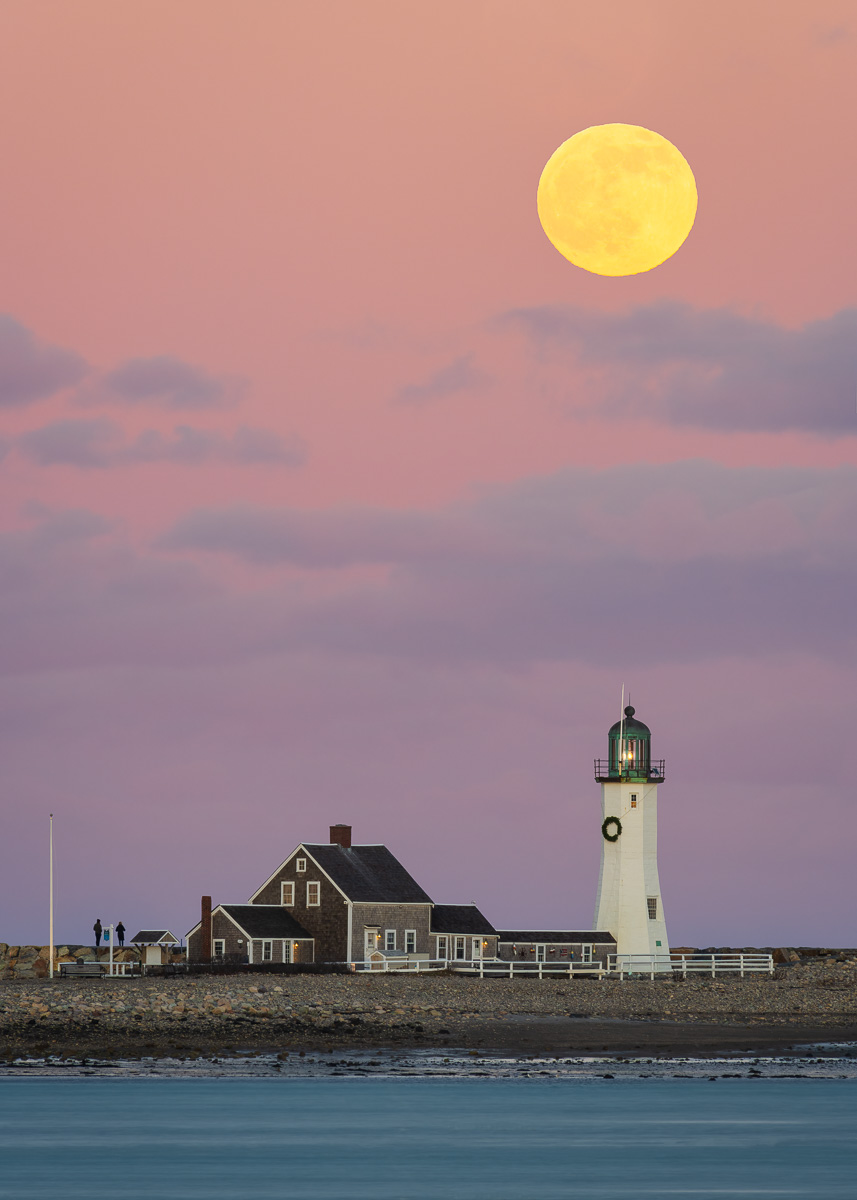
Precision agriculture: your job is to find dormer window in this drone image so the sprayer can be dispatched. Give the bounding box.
[296,857,306,873]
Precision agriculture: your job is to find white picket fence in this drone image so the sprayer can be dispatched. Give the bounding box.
[610,953,774,979]
[452,959,607,979]
[447,953,774,980]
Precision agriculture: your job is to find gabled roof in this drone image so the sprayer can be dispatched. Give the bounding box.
[301,844,433,904]
[431,904,496,936]
[496,930,616,944]
[220,905,313,941]
[131,929,179,944]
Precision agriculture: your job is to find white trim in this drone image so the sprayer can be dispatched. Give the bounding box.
[296,857,307,873]
[384,929,396,952]
[404,929,416,954]
[249,845,352,905]
[346,900,353,961]
[281,881,295,906]
[306,881,320,907]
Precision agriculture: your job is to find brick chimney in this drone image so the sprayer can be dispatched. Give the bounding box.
[200,895,212,963]
[330,823,352,849]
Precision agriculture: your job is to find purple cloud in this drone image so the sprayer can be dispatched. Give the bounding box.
[0,315,88,408]
[17,419,306,468]
[99,355,245,410]
[159,461,857,666]
[395,354,491,405]
[505,302,857,434]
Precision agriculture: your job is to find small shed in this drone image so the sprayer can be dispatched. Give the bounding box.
[131,929,181,966]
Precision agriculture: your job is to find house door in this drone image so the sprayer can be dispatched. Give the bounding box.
[536,945,546,962]
[364,929,379,961]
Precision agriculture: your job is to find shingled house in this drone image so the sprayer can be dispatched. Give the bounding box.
[187,823,614,966]
[188,824,501,965]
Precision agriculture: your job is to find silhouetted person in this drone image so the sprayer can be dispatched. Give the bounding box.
[116,922,125,947]
[93,918,102,950]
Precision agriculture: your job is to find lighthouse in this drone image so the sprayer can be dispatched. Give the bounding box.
[593,704,669,960]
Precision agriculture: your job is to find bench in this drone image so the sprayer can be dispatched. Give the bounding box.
[59,961,104,978]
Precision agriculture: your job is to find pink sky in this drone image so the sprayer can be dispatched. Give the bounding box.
[2,1,855,948]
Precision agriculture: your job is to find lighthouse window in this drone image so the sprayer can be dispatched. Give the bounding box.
[630,794,637,808]
[647,897,658,920]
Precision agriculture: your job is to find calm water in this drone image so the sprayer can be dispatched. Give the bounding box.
[1,1076,855,1199]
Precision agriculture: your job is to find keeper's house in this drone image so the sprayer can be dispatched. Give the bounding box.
[187,824,500,966]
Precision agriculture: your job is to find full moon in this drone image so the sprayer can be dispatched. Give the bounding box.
[537,124,697,276]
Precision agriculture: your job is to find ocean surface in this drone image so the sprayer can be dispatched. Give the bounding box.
[1,1056,855,1199]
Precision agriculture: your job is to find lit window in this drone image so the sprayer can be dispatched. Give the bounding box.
[385,930,396,951]
[307,881,320,906]
[281,882,294,906]
[296,857,306,873]
[405,930,416,954]
[647,897,658,920]
[630,794,637,808]
[262,940,272,962]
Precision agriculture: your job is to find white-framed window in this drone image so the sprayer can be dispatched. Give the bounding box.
[307,881,320,906]
[405,930,416,954]
[296,857,307,873]
[581,944,593,963]
[437,935,448,960]
[281,881,295,906]
[647,897,658,920]
[455,936,465,960]
[213,939,225,959]
[385,929,396,952]
[262,940,272,962]
[472,937,482,959]
[630,794,637,808]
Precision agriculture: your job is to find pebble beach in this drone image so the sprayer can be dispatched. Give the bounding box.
[2,956,856,1061]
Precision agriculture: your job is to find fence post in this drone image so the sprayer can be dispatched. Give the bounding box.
[682,955,687,980]
[650,958,655,981]
[711,955,715,978]
[740,954,744,979]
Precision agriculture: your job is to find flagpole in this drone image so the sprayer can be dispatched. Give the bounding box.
[49,814,54,981]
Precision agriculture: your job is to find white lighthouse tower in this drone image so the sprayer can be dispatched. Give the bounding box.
[593,704,669,960]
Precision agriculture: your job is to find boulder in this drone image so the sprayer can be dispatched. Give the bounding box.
[17,946,40,962]
[0,944,8,957]
[6,946,20,959]
[33,958,48,978]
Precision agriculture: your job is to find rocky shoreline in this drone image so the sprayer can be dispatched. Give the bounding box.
[2,956,856,1061]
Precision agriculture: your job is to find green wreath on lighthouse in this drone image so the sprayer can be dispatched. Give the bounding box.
[601,816,622,842]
